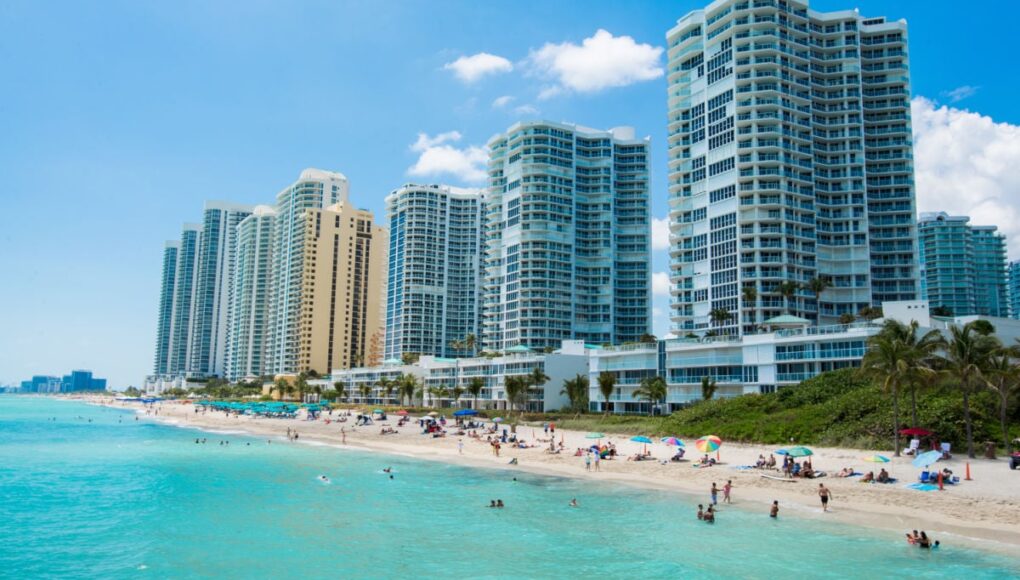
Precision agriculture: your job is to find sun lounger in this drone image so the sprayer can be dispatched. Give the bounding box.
[903,439,920,455]
[940,442,952,459]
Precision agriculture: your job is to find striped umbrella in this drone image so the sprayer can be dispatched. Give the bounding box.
[695,435,722,453]
[660,437,685,447]
[862,455,890,463]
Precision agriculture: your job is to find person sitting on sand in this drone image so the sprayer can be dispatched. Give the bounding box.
[861,471,874,483]
[755,454,766,468]
[767,454,776,469]
[877,468,890,483]
[835,467,851,477]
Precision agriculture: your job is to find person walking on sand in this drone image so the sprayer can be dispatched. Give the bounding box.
[341,427,346,444]
[723,480,733,504]
[818,483,833,512]
[458,439,464,454]
[593,452,601,472]
[710,482,719,506]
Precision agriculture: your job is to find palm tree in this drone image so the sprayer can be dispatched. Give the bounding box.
[383,380,396,404]
[936,321,1001,458]
[742,285,758,327]
[464,333,478,355]
[875,320,942,428]
[806,277,829,323]
[633,376,667,416]
[275,378,292,401]
[332,381,347,403]
[358,384,372,404]
[466,377,486,410]
[414,383,428,407]
[597,372,616,415]
[450,386,465,406]
[838,312,856,325]
[559,374,590,413]
[450,339,464,354]
[985,347,1020,452]
[294,372,309,403]
[859,328,912,456]
[376,377,392,404]
[503,375,528,415]
[700,376,717,401]
[709,307,732,328]
[397,374,417,406]
[777,280,800,315]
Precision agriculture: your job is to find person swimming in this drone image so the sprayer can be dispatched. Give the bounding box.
[318,475,330,483]
[569,498,579,507]
[496,500,504,508]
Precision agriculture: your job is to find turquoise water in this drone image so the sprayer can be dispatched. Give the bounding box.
[1,397,1018,579]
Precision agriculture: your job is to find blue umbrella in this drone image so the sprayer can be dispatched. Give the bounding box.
[630,436,653,444]
[912,450,942,468]
[453,409,478,417]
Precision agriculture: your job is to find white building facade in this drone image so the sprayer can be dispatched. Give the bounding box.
[666,0,919,336]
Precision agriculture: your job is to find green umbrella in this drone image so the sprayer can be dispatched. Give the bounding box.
[585,432,605,439]
[778,446,813,458]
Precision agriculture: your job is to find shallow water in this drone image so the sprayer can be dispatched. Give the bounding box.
[1,396,1017,579]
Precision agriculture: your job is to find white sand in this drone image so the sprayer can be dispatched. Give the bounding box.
[91,397,1020,554]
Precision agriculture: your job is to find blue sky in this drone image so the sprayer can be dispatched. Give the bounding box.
[3,0,1019,388]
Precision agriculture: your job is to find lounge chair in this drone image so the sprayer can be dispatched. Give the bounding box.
[903,439,920,456]
[940,442,952,459]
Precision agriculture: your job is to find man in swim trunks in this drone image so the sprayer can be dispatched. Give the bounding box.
[770,501,779,518]
[818,483,832,512]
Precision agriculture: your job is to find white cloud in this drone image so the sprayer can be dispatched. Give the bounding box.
[528,29,663,96]
[942,85,979,103]
[912,96,1020,255]
[652,271,671,297]
[408,131,488,184]
[411,131,462,152]
[651,216,670,250]
[443,52,513,83]
[513,104,539,116]
[492,95,515,109]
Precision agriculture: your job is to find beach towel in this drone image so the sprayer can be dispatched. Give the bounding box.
[904,482,939,492]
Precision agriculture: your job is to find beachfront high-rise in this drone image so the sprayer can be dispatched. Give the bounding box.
[918,212,1008,317]
[296,202,388,374]
[666,0,919,335]
[1010,260,1020,319]
[224,205,276,381]
[188,201,254,378]
[153,241,179,375]
[384,184,485,361]
[168,224,201,374]
[265,169,350,375]
[482,121,651,352]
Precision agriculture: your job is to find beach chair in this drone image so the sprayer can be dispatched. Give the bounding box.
[903,439,920,455]
[918,470,930,483]
[940,442,952,459]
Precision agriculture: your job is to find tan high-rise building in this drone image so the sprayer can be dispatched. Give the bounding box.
[296,202,387,375]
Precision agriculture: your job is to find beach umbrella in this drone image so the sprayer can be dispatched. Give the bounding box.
[899,428,933,437]
[453,409,478,417]
[585,432,606,439]
[492,417,503,423]
[396,410,408,416]
[630,436,653,444]
[427,411,439,417]
[695,435,722,453]
[660,437,685,447]
[777,446,813,458]
[912,450,942,468]
[862,455,890,463]
[373,409,384,414]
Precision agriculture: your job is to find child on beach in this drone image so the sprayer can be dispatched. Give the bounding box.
[723,480,732,503]
[710,482,719,505]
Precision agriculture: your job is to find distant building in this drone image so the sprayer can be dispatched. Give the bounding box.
[224,205,276,381]
[266,169,351,375]
[153,241,179,375]
[483,121,651,352]
[384,184,485,361]
[918,212,1008,317]
[168,224,202,375]
[1009,260,1020,319]
[188,201,254,378]
[666,0,919,334]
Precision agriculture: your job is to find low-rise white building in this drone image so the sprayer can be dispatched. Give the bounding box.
[331,341,590,412]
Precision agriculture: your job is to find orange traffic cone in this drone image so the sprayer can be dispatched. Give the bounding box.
[965,462,972,481]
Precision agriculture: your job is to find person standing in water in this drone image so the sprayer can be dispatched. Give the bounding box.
[770,501,779,518]
[710,482,719,506]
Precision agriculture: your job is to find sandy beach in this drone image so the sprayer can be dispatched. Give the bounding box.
[91,397,1020,554]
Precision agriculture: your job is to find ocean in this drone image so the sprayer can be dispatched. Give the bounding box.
[1,396,1017,579]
